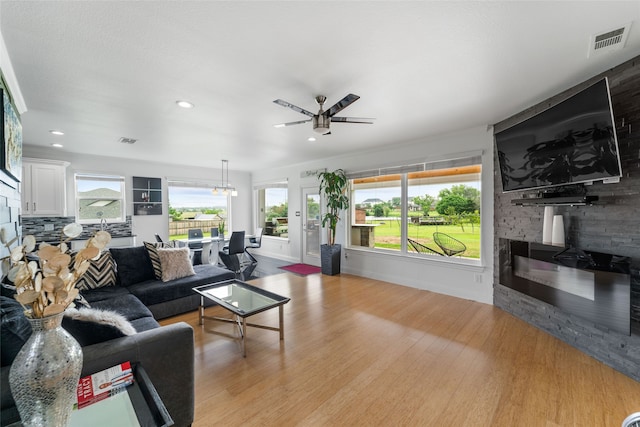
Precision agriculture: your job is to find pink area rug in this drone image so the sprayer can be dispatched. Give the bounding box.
[279,263,322,276]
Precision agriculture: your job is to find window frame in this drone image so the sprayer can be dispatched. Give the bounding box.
[347,154,482,263]
[255,181,289,240]
[74,173,126,224]
[167,179,231,236]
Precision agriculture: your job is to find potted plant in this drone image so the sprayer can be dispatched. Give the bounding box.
[218,218,225,239]
[318,169,349,275]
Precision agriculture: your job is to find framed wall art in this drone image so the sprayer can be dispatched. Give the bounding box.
[1,88,22,184]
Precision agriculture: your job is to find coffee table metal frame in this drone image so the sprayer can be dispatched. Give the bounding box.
[193,279,290,357]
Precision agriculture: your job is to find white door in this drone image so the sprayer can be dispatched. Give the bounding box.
[302,187,321,266]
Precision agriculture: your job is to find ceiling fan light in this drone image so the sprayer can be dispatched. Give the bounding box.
[313,115,330,134]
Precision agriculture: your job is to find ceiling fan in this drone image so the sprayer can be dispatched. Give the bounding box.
[273,94,374,135]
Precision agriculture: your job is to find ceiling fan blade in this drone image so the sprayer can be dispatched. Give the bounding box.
[324,94,360,117]
[331,117,375,124]
[273,99,315,117]
[273,119,312,128]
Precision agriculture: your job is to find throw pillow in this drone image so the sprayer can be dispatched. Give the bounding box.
[109,246,156,287]
[157,247,195,282]
[144,241,163,280]
[74,251,117,291]
[62,307,136,346]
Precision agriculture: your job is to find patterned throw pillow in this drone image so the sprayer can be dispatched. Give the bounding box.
[75,251,117,291]
[144,242,163,280]
[144,241,179,280]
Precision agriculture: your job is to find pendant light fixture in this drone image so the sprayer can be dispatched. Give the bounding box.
[212,159,238,197]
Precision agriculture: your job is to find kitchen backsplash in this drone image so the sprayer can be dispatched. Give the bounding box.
[21,216,133,242]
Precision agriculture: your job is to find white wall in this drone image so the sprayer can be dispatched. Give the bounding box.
[24,124,494,304]
[252,125,495,304]
[22,146,253,244]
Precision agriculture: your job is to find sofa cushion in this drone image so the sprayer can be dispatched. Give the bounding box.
[157,247,195,282]
[89,294,154,322]
[62,307,136,346]
[1,296,32,367]
[75,251,118,291]
[80,285,131,304]
[109,246,156,287]
[127,264,234,307]
[129,316,161,332]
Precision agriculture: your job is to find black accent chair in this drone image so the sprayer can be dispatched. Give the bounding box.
[219,231,246,279]
[407,238,444,256]
[243,227,263,278]
[187,228,204,265]
[433,232,467,257]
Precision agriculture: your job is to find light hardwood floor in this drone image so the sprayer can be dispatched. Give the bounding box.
[161,273,640,426]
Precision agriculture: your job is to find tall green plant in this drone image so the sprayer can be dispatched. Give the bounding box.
[318,169,349,246]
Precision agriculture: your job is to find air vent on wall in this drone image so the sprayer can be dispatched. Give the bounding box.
[119,137,137,144]
[589,23,632,57]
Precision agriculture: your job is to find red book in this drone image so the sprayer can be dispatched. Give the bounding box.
[76,361,134,409]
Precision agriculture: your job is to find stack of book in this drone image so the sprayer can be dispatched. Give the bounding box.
[76,361,134,409]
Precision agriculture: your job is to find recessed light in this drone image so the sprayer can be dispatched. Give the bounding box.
[51,143,63,148]
[176,100,194,109]
[49,130,64,136]
[308,137,317,142]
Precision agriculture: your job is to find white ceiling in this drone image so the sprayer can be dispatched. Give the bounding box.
[1,1,639,172]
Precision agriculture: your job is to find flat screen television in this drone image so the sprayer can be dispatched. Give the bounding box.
[496,77,622,193]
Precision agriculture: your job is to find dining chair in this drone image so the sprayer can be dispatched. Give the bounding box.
[219,231,246,278]
[188,228,204,265]
[243,227,263,277]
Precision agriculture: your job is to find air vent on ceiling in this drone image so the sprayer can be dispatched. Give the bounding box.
[118,137,137,144]
[589,23,632,57]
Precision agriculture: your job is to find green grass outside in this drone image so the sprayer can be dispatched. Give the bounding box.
[170,221,481,258]
[366,218,481,258]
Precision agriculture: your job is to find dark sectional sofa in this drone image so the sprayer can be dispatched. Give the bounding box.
[1,244,235,427]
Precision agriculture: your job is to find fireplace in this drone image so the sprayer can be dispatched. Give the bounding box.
[499,239,631,335]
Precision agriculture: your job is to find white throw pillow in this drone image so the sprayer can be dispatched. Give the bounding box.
[157,247,196,282]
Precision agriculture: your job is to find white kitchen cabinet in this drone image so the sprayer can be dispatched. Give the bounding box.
[22,158,69,216]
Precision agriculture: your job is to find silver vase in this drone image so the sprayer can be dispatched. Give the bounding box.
[9,311,83,427]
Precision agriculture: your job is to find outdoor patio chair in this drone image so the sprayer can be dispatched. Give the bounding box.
[433,232,467,257]
[407,238,444,256]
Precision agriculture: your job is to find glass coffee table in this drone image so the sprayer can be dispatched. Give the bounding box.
[193,279,290,357]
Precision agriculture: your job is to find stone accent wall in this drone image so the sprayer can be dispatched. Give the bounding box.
[493,56,640,381]
[21,216,133,242]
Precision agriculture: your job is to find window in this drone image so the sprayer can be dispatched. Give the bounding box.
[348,155,482,260]
[352,174,401,251]
[75,174,126,223]
[167,181,229,240]
[256,182,288,238]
